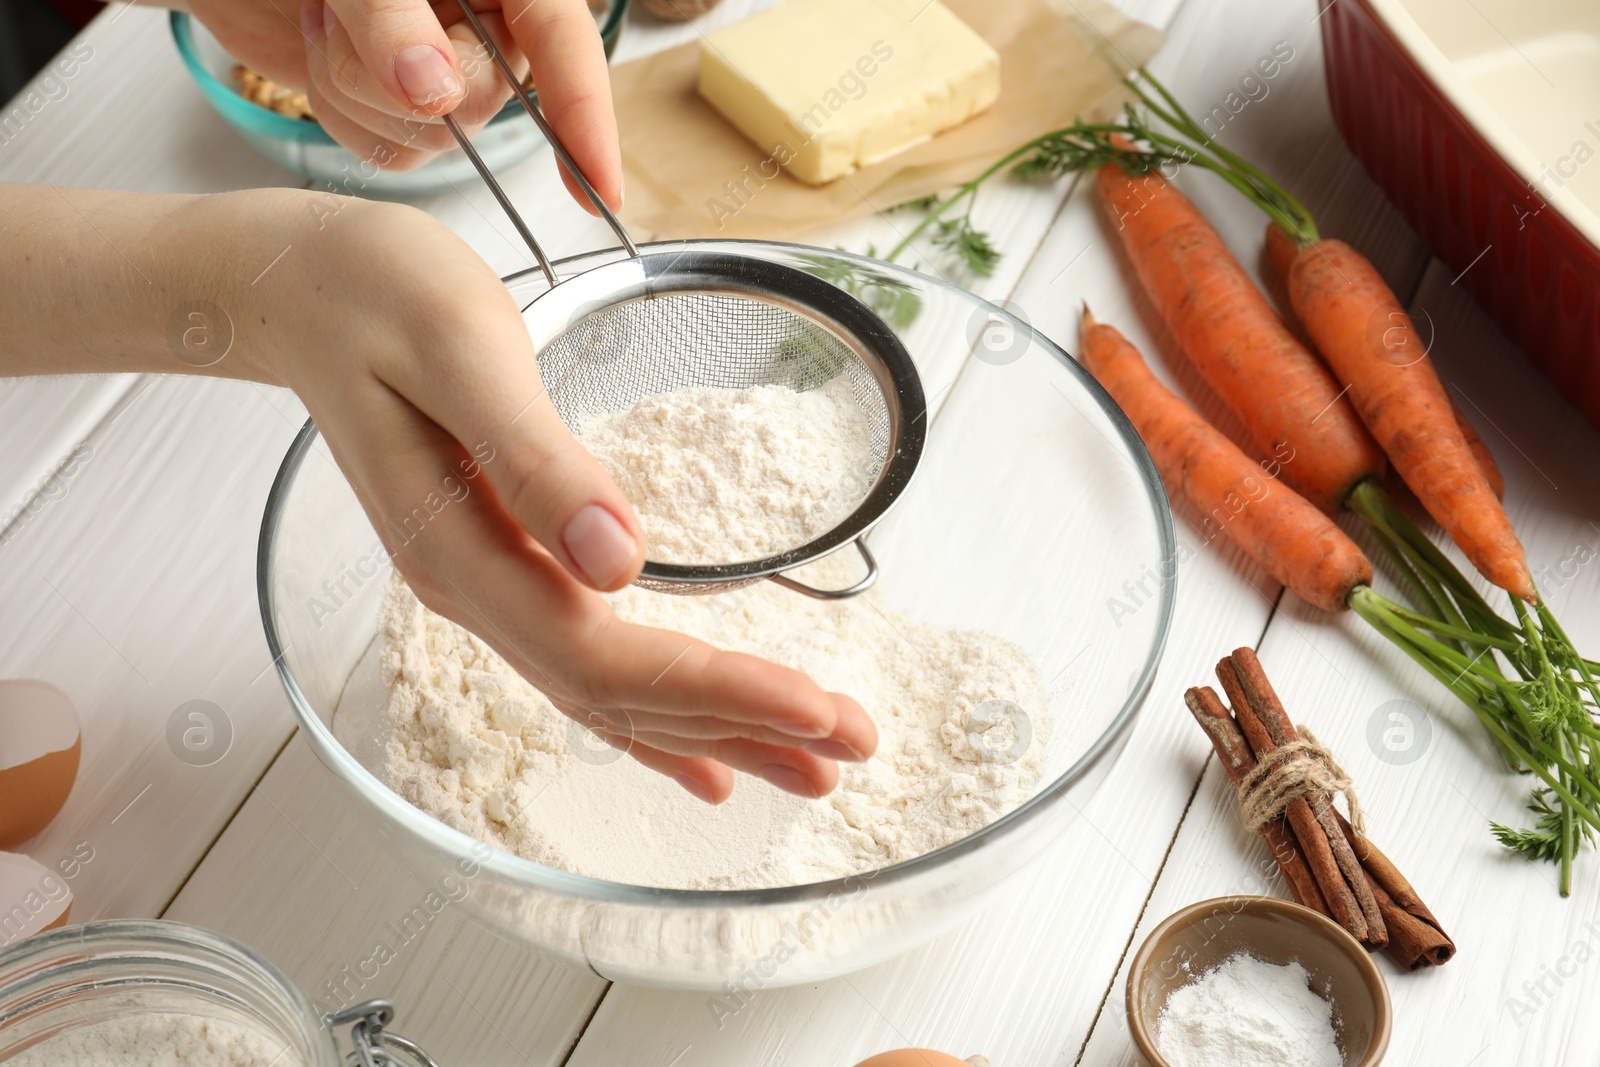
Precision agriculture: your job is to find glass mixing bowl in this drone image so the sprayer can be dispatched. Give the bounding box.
[257,242,1176,990]
[170,0,627,195]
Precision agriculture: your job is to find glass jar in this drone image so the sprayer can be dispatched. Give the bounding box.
[0,920,436,1066]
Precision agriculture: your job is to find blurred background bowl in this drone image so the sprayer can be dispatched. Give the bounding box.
[169,0,626,196]
[1322,0,1600,432]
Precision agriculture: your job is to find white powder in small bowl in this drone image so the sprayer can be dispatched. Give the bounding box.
[8,1012,300,1067]
[1156,952,1343,1067]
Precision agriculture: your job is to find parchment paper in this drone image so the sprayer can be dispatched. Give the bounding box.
[612,0,1165,240]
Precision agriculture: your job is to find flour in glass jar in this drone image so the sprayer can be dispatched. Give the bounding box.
[7,1013,299,1067]
[339,381,1051,890]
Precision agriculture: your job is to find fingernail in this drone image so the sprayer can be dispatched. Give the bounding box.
[562,504,638,588]
[804,739,864,762]
[759,764,819,798]
[394,44,461,111]
[771,718,830,739]
[299,1,322,38]
[322,0,336,36]
[674,773,715,804]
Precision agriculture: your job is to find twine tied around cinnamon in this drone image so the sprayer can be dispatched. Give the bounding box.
[1235,727,1366,837]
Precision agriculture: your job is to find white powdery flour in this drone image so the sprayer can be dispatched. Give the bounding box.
[9,1013,298,1067]
[1156,953,1343,1067]
[346,381,1050,891]
[575,379,879,564]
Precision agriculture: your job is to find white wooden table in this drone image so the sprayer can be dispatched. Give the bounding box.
[4,0,1600,1063]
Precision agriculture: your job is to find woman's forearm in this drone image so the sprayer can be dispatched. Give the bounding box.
[0,184,358,385]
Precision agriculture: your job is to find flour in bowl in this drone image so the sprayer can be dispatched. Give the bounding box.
[341,381,1048,890]
[8,1013,298,1067]
[575,379,879,564]
[1156,954,1342,1067]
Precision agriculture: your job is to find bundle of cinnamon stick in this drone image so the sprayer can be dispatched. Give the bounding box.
[1186,647,1455,970]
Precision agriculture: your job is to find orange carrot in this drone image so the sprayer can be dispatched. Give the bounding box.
[1096,165,1387,516]
[1265,222,1505,501]
[1285,240,1534,601]
[1452,405,1505,501]
[1080,310,1373,613]
[1264,217,1302,285]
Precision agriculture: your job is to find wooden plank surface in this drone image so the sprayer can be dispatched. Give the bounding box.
[0,375,306,920]
[7,0,1600,1063]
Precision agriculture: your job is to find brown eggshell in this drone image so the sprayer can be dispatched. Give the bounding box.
[0,851,73,944]
[853,1052,972,1067]
[0,680,81,848]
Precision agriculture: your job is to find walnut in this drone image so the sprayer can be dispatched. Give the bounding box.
[636,0,723,20]
[231,64,316,122]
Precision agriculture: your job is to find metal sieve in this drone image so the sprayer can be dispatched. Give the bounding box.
[444,0,926,599]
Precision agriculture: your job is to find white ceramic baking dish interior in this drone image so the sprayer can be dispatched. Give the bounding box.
[258,240,1176,990]
[1368,0,1600,246]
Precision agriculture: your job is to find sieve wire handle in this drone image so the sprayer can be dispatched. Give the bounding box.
[769,540,879,600]
[439,0,640,285]
[443,112,556,285]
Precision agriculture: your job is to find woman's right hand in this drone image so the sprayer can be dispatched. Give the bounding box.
[231,192,876,803]
[185,0,622,212]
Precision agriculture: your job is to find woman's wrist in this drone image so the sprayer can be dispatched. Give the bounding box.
[143,186,395,388]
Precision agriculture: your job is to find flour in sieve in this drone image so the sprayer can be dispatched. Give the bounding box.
[574,379,879,564]
[349,381,1048,890]
[7,1013,300,1067]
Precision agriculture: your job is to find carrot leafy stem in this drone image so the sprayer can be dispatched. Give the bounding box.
[930,213,1001,277]
[1347,480,1600,889]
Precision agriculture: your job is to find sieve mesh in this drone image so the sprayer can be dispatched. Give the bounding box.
[535,289,899,596]
[537,291,893,473]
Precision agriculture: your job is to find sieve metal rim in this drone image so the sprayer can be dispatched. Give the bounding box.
[520,249,928,593]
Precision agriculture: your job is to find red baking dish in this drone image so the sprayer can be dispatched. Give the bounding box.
[1321,0,1600,429]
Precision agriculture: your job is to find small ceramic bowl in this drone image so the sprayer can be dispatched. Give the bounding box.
[1125,896,1390,1067]
[169,0,626,195]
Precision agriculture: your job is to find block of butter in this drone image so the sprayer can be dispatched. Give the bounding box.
[697,0,1000,185]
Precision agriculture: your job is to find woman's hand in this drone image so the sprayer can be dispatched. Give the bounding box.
[270,199,876,802]
[0,185,874,802]
[185,0,621,211]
